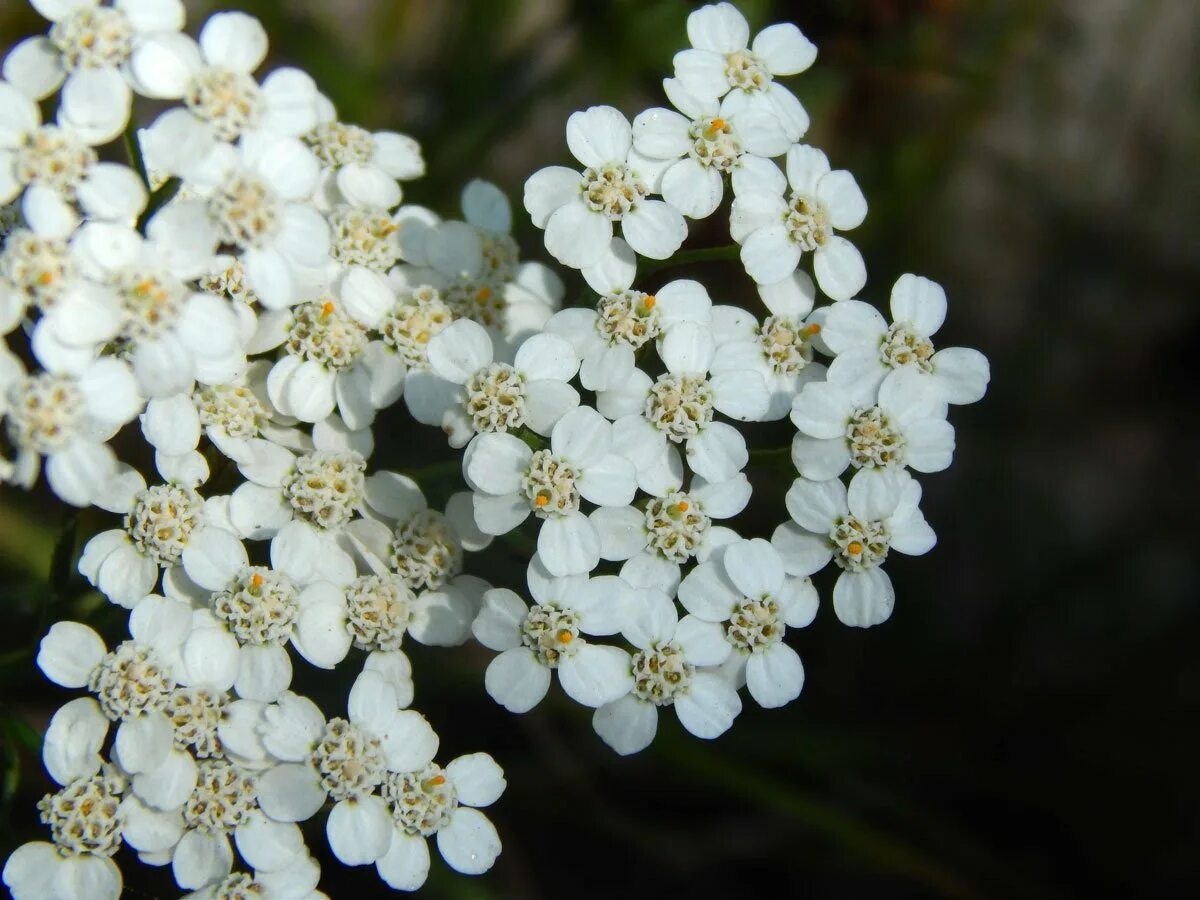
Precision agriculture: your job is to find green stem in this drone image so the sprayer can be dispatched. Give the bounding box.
[123,120,149,188]
[641,243,740,275]
[514,426,548,451]
[136,177,181,235]
[749,445,792,460]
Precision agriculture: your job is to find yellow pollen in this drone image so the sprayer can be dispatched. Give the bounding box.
[251,573,264,588]
[643,294,656,309]
[675,501,688,512]
[428,775,445,786]
[37,272,54,286]
[534,494,549,508]
[710,117,726,130]
[476,287,492,302]
[805,323,822,335]
[557,629,574,644]
[848,541,863,555]
[320,301,336,319]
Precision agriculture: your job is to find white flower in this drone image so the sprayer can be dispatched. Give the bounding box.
[592,589,740,755]
[5,0,187,144]
[599,320,769,482]
[183,853,322,900]
[372,752,504,889]
[308,94,424,209]
[265,292,405,427]
[672,2,816,141]
[630,78,790,219]
[545,260,713,392]
[132,12,320,151]
[464,405,638,577]
[590,473,751,596]
[777,467,936,627]
[0,81,147,227]
[708,272,826,419]
[731,144,867,299]
[524,105,686,268]
[790,367,954,481]
[254,677,440,868]
[678,538,817,707]
[0,355,141,506]
[182,131,330,310]
[818,273,991,405]
[472,555,633,712]
[411,317,579,447]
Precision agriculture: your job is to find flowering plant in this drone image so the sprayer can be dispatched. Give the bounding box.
[0,2,988,897]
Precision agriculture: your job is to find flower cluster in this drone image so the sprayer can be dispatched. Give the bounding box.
[0,2,988,897]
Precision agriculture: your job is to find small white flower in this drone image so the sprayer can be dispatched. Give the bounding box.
[631,78,790,219]
[464,405,638,577]
[678,538,817,707]
[375,753,505,889]
[472,555,634,712]
[672,2,816,141]
[5,0,187,144]
[599,320,769,482]
[818,273,991,405]
[790,367,954,481]
[411,317,579,447]
[183,853,322,900]
[776,467,936,627]
[592,589,740,755]
[524,105,687,268]
[731,144,867,299]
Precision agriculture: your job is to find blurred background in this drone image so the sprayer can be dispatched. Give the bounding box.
[1,0,1197,897]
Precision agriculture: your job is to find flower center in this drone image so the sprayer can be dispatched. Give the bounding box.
[597,290,659,348]
[645,374,714,441]
[185,67,263,142]
[213,567,299,645]
[643,493,710,563]
[284,299,368,371]
[88,641,174,721]
[631,641,694,705]
[5,374,84,454]
[166,687,226,759]
[384,764,458,837]
[0,229,74,310]
[124,484,204,567]
[785,193,831,251]
[445,280,506,329]
[195,383,265,440]
[726,598,784,652]
[184,761,257,834]
[200,258,257,305]
[464,362,525,433]
[329,205,401,270]
[759,316,818,376]
[520,603,582,667]
[312,718,386,802]
[847,406,906,469]
[281,449,366,529]
[480,232,519,282]
[390,509,463,591]
[208,173,281,248]
[49,6,133,71]
[830,516,890,572]
[13,126,96,197]
[581,163,647,219]
[38,773,125,858]
[724,49,772,92]
[114,268,186,339]
[345,573,414,652]
[210,873,263,900]
[689,116,742,171]
[880,322,935,373]
[522,450,580,517]
[378,286,454,369]
[305,121,376,168]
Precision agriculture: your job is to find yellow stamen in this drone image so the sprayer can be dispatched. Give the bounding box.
[251,573,264,588]
[805,323,822,336]
[37,272,54,286]
[643,294,656,309]
[557,630,574,644]
[534,494,549,508]
[676,501,689,512]
[847,541,863,555]
[709,117,726,131]
[320,300,336,319]
[476,287,492,302]
[428,775,445,786]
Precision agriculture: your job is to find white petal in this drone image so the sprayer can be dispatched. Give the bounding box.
[120,795,183,853]
[566,105,632,168]
[437,807,501,875]
[752,22,817,75]
[327,796,391,866]
[259,692,325,761]
[631,106,691,159]
[234,642,293,702]
[461,179,511,231]
[590,505,645,561]
[293,595,352,669]
[813,236,867,302]
[140,394,201,455]
[621,199,687,260]
[132,747,196,810]
[172,829,232,890]
[37,621,105,688]
[691,472,751,519]
[833,568,895,627]
[740,224,801,284]
[536,513,600,577]
[686,421,748,483]
[376,829,431,891]
[674,671,741,738]
[200,12,268,73]
[711,368,768,420]
[677,561,739,621]
[515,332,578,382]
[256,763,325,822]
[674,614,732,666]
[484,648,550,713]
[890,273,947,336]
[42,698,107,785]
[778,575,820,627]
[745,642,804,707]
[181,526,247,590]
[179,627,240,692]
[445,752,506,808]
[545,200,611,269]
[791,433,851,481]
[523,165,581,228]
[58,67,131,145]
[378,709,439,772]
[673,48,730,99]
[592,694,657,755]
[113,711,172,775]
[128,33,200,99]
[931,347,991,405]
[785,476,847,533]
[234,812,306,873]
[464,432,531,495]
[522,379,580,435]
[687,3,749,52]
[2,37,64,101]
[662,157,723,219]
[558,644,633,707]
[427,318,493,383]
[408,589,473,646]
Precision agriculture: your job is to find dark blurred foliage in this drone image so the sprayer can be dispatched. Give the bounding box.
[1,0,1197,897]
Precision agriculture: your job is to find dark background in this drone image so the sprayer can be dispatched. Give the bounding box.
[1,0,1197,897]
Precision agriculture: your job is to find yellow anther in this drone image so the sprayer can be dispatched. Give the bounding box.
[37,272,54,286]
[805,323,822,335]
[251,573,264,588]
[320,300,336,319]
[709,117,726,131]
[643,294,656,309]
[476,287,492,302]
[847,541,863,555]
[427,775,446,787]
[534,494,549,508]
[557,630,574,644]
[675,501,688,512]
